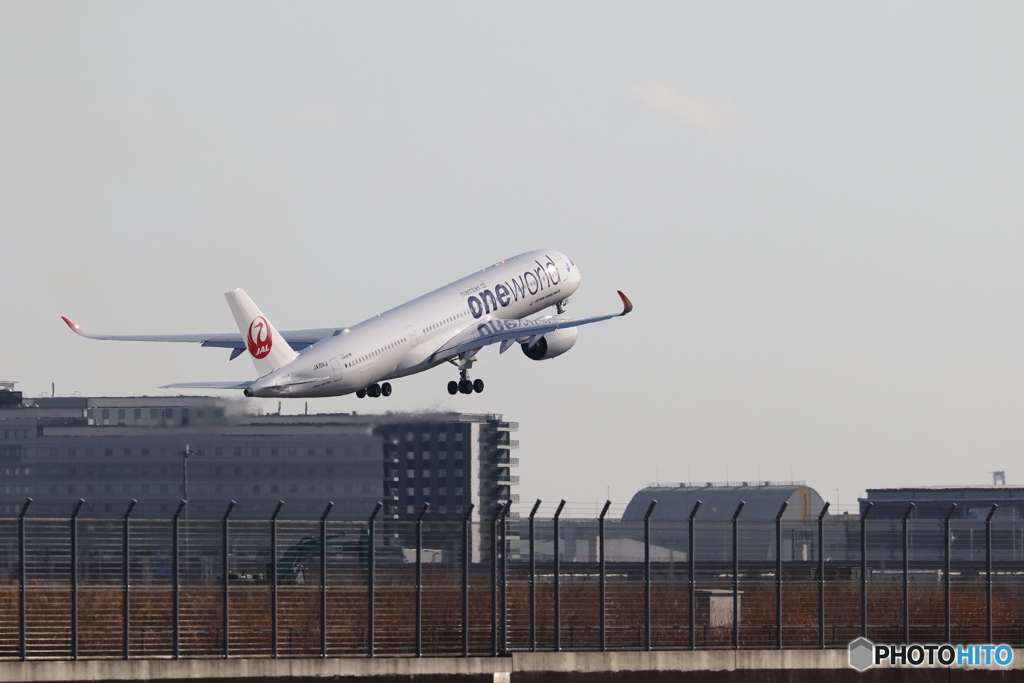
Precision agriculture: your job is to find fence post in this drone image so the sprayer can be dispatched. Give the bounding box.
[817,502,829,649]
[270,500,283,659]
[688,501,701,651]
[643,500,657,651]
[860,502,872,639]
[70,499,84,661]
[529,499,541,652]
[490,502,510,657]
[598,500,611,652]
[731,501,745,650]
[553,500,566,652]
[416,502,429,658]
[172,500,186,660]
[774,501,788,650]
[902,503,914,644]
[943,503,957,644]
[18,498,32,661]
[222,500,236,659]
[122,499,137,661]
[367,502,381,658]
[320,501,334,658]
[462,503,475,658]
[985,504,998,644]
[500,500,512,655]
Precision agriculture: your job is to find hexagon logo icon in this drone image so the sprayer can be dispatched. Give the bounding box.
[849,637,875,672]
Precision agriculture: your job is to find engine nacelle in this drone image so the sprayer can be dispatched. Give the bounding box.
[521,326,578,361]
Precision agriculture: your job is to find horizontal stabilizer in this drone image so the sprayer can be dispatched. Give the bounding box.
[159,381,255,390]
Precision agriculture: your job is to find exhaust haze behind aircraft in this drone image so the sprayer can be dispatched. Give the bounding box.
[62,249,632,399]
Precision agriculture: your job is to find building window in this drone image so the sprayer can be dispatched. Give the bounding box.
[407,488,415,496]
[234,447,242,457]
[252,484,261,493]
[439,488,446,496]
[252,447,260,457]
[141,448,149,457]
[362,483,371,493]
[438,433,446,442]
[288,448,297,458]
[406,469,415,478]
[105,449,113,458]
[422,488,430,496]
[439,470,446,478]
[215,447,224,457]
[271,447,279,457]
[142,484,150,494]
[423,470,431,479]
[160,484,168,494]
[271,484,279,493]
[308,447,316,457]
[122,484,130,494]
[407,506,415,514]
[455,469,463,477]
[455,487,463,496]
[455,433,463,442]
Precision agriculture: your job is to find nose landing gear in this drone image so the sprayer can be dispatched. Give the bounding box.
[356,382,392,398]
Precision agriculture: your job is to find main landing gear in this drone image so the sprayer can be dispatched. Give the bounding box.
[356,382,392,399]
[447,369,484,395]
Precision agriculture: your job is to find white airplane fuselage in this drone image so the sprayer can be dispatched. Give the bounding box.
[247,250,581,398]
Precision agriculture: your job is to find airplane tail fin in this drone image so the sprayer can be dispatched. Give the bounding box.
[225,289,299,376]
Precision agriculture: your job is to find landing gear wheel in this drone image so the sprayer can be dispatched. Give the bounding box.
[459,379,473,394]
[473,379,484,394]
[447,381,459,395]
[381,382,392,397]
[356,389,366,399]
[367,384,382,398]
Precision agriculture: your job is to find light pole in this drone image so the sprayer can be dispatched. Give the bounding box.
[181,444,196,575]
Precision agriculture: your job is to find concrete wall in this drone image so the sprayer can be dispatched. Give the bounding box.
[0,649,1020,682]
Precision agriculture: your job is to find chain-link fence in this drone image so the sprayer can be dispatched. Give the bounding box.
[1,498,1022,660]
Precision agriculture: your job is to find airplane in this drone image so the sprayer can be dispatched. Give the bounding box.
[62,249,632,399]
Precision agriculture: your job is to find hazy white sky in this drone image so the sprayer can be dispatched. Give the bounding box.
[2,2,1022,514]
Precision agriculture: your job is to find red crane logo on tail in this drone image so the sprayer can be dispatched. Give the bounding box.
[247,316,273,359]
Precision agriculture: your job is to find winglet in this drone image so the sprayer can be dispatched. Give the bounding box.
[617,291,633,316]
[62,316,85,335]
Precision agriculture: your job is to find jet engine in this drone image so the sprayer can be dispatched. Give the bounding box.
[521,327,578,360]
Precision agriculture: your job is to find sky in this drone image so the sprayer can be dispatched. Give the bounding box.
[2,2,1022,516]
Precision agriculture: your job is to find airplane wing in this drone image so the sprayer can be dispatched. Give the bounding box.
[428,291,632,361]
[61,317,341,356]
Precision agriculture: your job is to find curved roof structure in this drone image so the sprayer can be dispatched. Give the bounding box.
[623,483,825,523]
